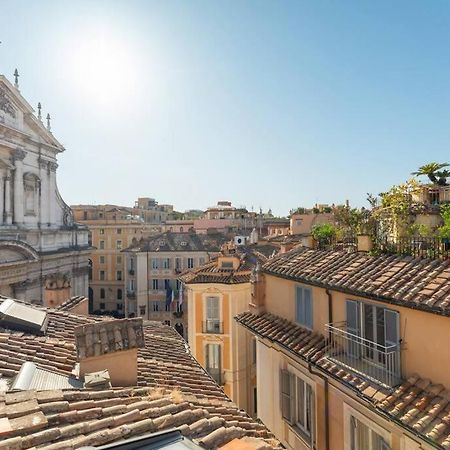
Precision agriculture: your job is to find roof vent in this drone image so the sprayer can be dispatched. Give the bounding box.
[0,299,48,334]
[84,369,112,390]
[159,240,166,246]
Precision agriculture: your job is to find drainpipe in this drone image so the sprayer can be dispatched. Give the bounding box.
[326,289,333,339]
[308,362,329,450]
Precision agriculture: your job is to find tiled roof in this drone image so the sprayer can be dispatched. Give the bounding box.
[56,296,87,312]
[236,311,450,449]
[0,387,281,450]
[262,247,450,315]
[0,299,280,449]
[125,232,228,253]
[180,249,271,285]
[74,318,145,359]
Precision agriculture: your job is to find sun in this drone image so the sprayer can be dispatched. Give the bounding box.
[63,26,139,108]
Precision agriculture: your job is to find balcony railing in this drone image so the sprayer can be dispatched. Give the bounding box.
[325,322,401,388]
[207,368,224,385]
[126,291,136,299]
[202,320,224,334]
[128,269,135,275]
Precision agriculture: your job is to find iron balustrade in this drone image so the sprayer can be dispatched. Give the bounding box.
[326,322,401,388]
[202,320,224,334]
[126,291,136,299]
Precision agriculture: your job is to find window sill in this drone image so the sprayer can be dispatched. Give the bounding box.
[285,421,312,448]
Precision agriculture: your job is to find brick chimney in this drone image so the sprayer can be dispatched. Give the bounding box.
[357,234,373,252]
[75,318,145,387]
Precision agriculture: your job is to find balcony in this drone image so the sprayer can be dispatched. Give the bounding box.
[207,368,225,385]
[325,322,401,388]
[202,320,224,334]
[126,291,136,299]
[128,269,135,276]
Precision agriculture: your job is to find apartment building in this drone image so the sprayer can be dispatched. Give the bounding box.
[235,242,450,450]
[123,231,228,338]
[72,205,158,314]
[180,244,275,412]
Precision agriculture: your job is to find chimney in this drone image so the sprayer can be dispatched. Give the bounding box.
[250,263,265,314]
[75,318,145,387]
[357,234,373,252]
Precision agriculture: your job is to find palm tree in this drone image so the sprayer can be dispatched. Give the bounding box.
[435,169,450,186]
[412,162,450,185]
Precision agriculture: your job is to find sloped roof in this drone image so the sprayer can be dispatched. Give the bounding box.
[125,232,227,253]
[262,247,450,315]
[236,311,450,449]
[0,387,281,450]
[0,299,280,449]
[55,296,87,312]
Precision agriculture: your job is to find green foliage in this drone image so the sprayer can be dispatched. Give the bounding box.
[438,204,450,239]
[406,223,433,237]
[412,162,449,186]
[311,223,337,242]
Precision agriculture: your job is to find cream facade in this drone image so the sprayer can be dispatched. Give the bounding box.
[0,73,89,305]
[237,249,450,450]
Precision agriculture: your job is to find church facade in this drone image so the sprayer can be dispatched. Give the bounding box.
[0,73,90,306]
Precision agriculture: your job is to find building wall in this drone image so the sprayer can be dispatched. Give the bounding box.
[251,272,449,449]
[186,282,256,413]
[289,213,334,235]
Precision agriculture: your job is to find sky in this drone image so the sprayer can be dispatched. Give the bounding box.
[1,1,449,216]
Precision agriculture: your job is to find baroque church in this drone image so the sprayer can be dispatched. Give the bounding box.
[0,72,90,306]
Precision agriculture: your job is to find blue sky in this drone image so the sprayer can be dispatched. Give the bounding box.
[1,1,449,216]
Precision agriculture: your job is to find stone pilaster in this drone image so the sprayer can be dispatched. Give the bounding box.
[12,148,26,226]
[38,158,50,226]
[48,162,58,226]
[4,169,12,224]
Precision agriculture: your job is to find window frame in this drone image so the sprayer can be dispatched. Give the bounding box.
[295,285,313,329]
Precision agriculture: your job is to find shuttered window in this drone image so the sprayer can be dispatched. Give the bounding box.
[296,286,313,329]
[350,415,390,450]
[280,369,294,423]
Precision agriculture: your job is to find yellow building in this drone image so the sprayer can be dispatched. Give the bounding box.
[181,244,275,414]
[236,243,450,450]
[72,205,158,314]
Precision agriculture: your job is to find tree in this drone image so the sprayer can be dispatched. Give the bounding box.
[412,162,449,185]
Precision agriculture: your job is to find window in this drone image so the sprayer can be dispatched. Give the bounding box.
[205,297,221,333]
[187,258,194,269]
[99,228,105,235]
[100,302,105,309]
[162,258,170,269]
[116,240,122,250]
[176,302,183,313]
[152,279,159,290]
[164,279,171,290]
[117,303,123,311]
[251,338,257,365]
[151,258,159,269]
[346,300,400,368]
[117,255,122,264]
[117,228,122,234]
[205,343,222,384]
[175,258,182,270]
[139,305,146,316]
[152,301,159,312]
[99,240,105,250]
[164,320,171,326]
[296,286,313,329]
[280,370,315,443]
[116,271,122,281]
[349,415,390,450]
[128,279,135,291]
[83,211,88,220]
[100,288,105,299]
[99,271,105,281]
[117,289,123,300]
[100,256,105,264]
[199,257,205,266]
[221,261,233,269]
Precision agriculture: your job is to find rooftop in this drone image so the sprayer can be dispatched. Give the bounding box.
[236,311,450,450]
[263,246,450,315]
[0,298,280,449]
[124,232,228,253]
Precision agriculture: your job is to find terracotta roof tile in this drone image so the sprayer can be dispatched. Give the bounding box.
[236,311,450,449]
[263,247,450,314]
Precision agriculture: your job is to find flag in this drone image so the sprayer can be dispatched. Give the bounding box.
[179,282,183,306]
[165,287,172,308]
[171,288,175,305]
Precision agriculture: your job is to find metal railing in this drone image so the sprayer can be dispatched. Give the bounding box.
[128,269,135,275]
[326,322,401,388]
[207,368,224,385]
[202,320,224,334]
[378,236,450,260]
[126,291,136,299]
